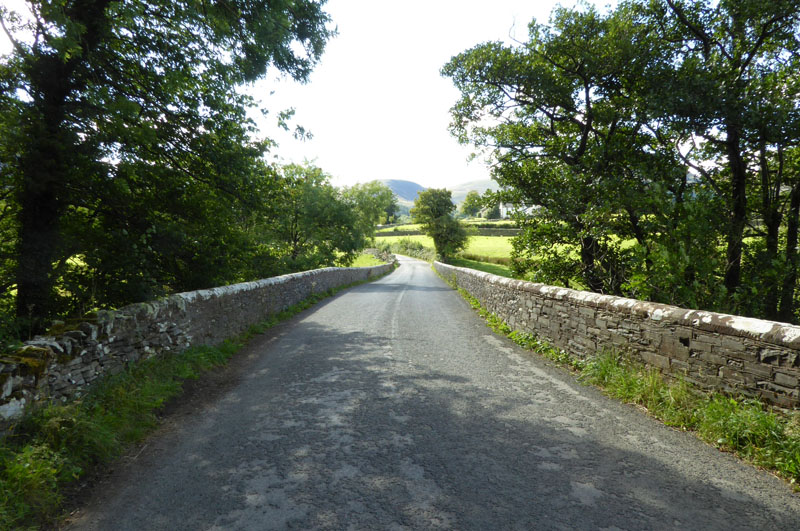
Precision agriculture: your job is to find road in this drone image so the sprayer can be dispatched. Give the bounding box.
[70,256,800,530]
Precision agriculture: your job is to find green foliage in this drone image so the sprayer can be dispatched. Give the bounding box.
[442,0,800,323]
[377,238,437,262]
[263,163,368,272]
[0,1,334,331]
[342,181,397,238]
[460,190,483,217]
[410,189,469,260]
[349,254,386,267]
[448,258,513,278]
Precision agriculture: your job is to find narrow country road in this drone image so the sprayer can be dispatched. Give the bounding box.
[69,256,800,530]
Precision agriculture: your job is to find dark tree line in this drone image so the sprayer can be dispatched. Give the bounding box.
[443,0,800,323]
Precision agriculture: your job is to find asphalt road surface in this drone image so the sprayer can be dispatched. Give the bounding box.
[69,256,800,530]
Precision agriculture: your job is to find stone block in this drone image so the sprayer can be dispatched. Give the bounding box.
[670,359,690,372]
[759,349,786,365]
[774,372,799,388]
[719,366,745,383]
[741,361,773,379]
[641,351,670,369]
[698,351,727,366]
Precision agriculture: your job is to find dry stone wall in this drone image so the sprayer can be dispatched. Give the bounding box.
[0,262,395,424]
[435,262,800,409]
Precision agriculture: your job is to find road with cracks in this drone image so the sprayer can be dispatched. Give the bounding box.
[69,256,800,530]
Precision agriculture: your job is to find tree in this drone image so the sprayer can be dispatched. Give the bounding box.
[0,1,333,331]
[342,181,397,238]
[443,0,800,322]
[267,163,367,271]
[460,190,483,217]
[638,0,800,316]
[411,188,468,260]
[443,5,685,295]
[383,195,399,224]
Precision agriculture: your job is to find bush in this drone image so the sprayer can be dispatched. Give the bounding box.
[377,238,436,261]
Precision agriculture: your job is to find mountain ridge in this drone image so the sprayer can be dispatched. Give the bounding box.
[378,178,498,206]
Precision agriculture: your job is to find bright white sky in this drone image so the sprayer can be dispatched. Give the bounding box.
[256,0,618,188]
[1,0,618,188]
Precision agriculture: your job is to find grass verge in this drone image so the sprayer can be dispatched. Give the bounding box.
[451,283,800,489]
[448,257,514,278]
[0,270,393,529]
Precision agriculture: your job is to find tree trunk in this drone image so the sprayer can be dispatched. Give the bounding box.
[778,182,800,323]
[724,126,747,302]
[580,235,604,293]
[13,1,113,333]
[15,61,73,332]
[760,141,781,320]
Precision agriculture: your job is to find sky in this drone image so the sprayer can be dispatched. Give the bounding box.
[1,0,617,189]
[254,0,617,188]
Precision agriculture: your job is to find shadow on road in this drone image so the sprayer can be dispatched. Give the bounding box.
[74,319,800,531]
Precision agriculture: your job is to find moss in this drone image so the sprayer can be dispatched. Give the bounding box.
[56,353,74,365]
[0,347,52,377]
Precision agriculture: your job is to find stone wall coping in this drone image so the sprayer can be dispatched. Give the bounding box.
[90,267,358,325]
[1,261,396,427]
[435,261,800,350]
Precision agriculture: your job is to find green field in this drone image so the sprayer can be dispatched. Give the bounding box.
[377,220,516,234]
[378,234,512,260]
[462,235,514,258]
[448,257,514,278]
[376,224,423,233]
[349,254,386,267]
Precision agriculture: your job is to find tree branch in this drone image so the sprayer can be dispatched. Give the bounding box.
[665,0,712,58]
[0,11,24,55]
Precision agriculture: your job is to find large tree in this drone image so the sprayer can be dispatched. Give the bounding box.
[443,5,689,296]
[638,0,800,316]
[341,181,397,239]
[460,190,483,217]
[411,188,468,260]
[0,1,332,331]
[443,1,800,321]
[268,163,366,271]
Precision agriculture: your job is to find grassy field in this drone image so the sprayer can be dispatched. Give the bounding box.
[377,220,516,234]
[461,236,514,259]
[376,224,423,233]
[349,254,386,267]
[448,257,514,278]
[378,234,513,260]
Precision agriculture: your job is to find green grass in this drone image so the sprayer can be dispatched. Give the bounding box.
[450,284,800,489]
[0,272,394,529]
[448,258,514,278]
[376,234,433,247]
[376,223,423,233]
[349,254,386,267]
[0,342,238,528]
[378,234,513,262]
[462,236,514,259]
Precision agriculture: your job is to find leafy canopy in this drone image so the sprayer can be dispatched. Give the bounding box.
[411,188,468,260]
[0,1,334,332]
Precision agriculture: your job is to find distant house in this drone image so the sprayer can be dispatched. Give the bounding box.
[499,203,539,219]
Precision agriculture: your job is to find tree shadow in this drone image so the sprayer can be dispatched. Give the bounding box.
[71,323,800,531]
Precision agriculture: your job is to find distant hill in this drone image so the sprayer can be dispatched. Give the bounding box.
[449,179,499,205]
[377,178,499,208]
[378,179,427,206]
